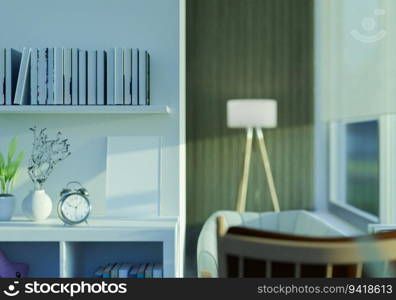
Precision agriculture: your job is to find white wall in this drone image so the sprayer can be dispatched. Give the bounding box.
[314,0,396,213]
[316,0,396,122]
[0,0,183,220]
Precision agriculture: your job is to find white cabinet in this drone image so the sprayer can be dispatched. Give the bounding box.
[0,218,178,278]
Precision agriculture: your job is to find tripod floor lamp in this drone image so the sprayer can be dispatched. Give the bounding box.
[227,99,280,213]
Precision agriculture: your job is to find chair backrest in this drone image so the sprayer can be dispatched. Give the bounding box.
[217,216,396,278]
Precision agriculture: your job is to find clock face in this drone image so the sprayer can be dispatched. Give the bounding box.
[60,194,90,224]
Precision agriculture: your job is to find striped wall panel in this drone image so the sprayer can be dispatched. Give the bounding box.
[187,0,314,226]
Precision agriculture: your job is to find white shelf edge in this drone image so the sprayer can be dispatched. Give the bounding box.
[0,217,179,242]
[0,216,178,228]
[0,105,171,114]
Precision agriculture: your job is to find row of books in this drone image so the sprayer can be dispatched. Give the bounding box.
[0,47,151,106]
[94,263,162,278]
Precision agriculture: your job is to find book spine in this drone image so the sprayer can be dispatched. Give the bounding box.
[102,263,115,279]
[63,48,72,105]
[13,47,30,105]
[138,50,147,105]
[10,50,22,105]
[54,48,64,105]
[38,48,47,105]
[30,48,38,105]
[94,267,104,278]
[118,270,128,278]
[153,264,163,278]
[145,263,153,278]
[47,48,54,105]
[87,50,97,105]
[71,48,79,105]
[137,263,146,278]
[106,48,115,105]
[78,50,87,105]
[111,264,122,278]
[114,47,123,105]
[128,266,139,278]
[0,48,4,105]
[146,52,150,105]
[118,264,133,278]
[123,48,132,105]
[5,49,12,105]
[97,50,105,105]
[131,49,138,105]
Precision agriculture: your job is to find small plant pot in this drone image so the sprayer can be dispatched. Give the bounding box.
[0,194,16,221]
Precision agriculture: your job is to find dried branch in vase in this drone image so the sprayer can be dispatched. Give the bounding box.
[27,127,71,189]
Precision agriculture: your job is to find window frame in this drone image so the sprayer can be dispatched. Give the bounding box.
[328,115,396,225]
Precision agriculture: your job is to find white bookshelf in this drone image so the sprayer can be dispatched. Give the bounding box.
[0,105,171,114]
[0,0,186,279]
[0,217,178,278]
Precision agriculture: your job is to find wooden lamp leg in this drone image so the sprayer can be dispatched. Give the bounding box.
[236,128,253,212]
[255,127,280,212]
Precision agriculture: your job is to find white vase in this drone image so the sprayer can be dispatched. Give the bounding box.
[0,194,15,221]
[22,190,53,221]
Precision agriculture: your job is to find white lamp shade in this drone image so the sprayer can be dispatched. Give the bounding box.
[227,99,277,128]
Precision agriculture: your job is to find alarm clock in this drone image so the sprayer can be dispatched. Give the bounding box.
[57,181,91,225]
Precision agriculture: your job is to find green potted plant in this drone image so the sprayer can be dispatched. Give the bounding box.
[0,137,24,221]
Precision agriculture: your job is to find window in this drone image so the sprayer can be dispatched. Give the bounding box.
[330,119,380,220]
[345,121,379,216]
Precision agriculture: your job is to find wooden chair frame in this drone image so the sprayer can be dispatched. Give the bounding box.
[217,216,396,278]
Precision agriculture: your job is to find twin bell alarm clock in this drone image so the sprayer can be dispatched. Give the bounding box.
[58,181,91,225]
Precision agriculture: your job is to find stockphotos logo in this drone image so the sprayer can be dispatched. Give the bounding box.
[3,281,20,297]
[2,281,127,298]
[350,9,386,43]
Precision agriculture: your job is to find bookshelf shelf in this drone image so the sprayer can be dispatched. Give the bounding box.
[0,105,171,114]
[0,0,185,279]
[0,217,178,278]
